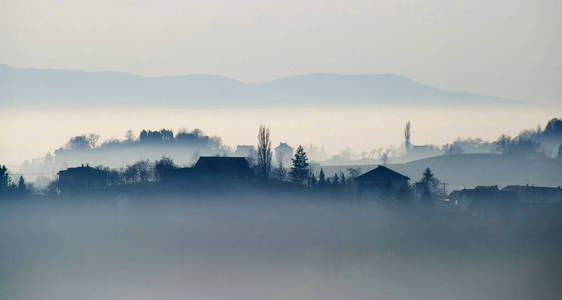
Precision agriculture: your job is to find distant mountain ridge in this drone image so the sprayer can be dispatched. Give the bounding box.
[0,64,510,107]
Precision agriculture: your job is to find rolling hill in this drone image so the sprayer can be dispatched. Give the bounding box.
[0,64,510,108]
[321,153,562,190]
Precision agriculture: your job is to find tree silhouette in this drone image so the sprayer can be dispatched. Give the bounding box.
[421,168,439,188]
[125,129,136,142]
[493,134,542,157]
[0,165,11,193]
[134,160,152,182]
[543,118,562,136]
[124,164,139,183]
[290,145,310,185]
[307,172,317,187]
[332,173,340,186]
[404,120,411,152]
[17,176,26,192]
[66,135,91,150]
[154,156,177,181]
[87,134,101,148]
[257,125,272,178]
[380,152,389,165]
[419,167,439,201]
[318,169,327,188]
[346,167,361,179]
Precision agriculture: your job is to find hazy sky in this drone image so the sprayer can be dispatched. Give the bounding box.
[2,106,560,169]
[1,0,561,105]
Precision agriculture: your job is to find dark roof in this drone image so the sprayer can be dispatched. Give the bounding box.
[194,156,252,177]
[502,185,562,193]
[355,165,409,182]
[275,142,293,151]
[58,166,108,176]
[448,188,518,205]
[475,185,499,191]
[502,185,562,203]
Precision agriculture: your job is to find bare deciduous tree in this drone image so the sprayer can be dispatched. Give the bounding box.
[87,134,101,148]
[404,120,411,152]
[125,130,136,142]
[257,125,272,178]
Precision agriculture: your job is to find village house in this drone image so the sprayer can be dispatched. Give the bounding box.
[354,165,409,197]
[502,185,562,204]
[234,145,255,158]
[448,185,519,211]
[274,143,294,167]
[57,164,109,192]
[194,156,253,178]
[163,156,253,184]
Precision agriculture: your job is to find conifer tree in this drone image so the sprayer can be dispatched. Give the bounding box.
[290,145,310,185]
[308,172,317,187]
[318,169,327,187]
[332,174,339,186]
[420,168,439,190]
[0,165,11,193]
[17,176,26,192]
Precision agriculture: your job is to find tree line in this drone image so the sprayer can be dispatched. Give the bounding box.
[0,165,30,197]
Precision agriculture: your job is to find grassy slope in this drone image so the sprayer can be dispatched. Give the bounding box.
[320,154,562,189]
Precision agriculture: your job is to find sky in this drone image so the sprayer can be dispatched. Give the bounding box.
[1,0,561,168]
[1,0,561,105]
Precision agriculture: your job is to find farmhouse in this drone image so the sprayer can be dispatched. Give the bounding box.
[502,185,562,204]
[275,143,294,166]
[163,156,253,184]
[448,185,518,210]
[354,165,409,196]
[57,165,109,192]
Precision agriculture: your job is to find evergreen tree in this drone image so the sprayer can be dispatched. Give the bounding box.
[318,169,327,188]
[0,165,11,193]
[340,172,346,187]
[332,174,340,186]
[290,145,310,185]
[307,172,317,187]
[420,168,439,190]
[419,168,439,202]
[17,176,26,193]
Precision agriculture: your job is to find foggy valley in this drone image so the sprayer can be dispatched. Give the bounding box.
[2,0,562,299]
[1,119,561,299]
[2,195,562,300]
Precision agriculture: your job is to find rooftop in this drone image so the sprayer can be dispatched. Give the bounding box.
[355,165,410,182]
[194,156,253,177]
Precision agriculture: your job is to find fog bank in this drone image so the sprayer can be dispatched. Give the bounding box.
[1,197,561,300]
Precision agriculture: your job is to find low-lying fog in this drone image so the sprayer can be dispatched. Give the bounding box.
[1,106,560,167]
[1,196,561,300]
